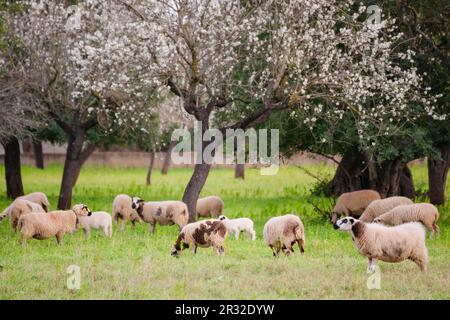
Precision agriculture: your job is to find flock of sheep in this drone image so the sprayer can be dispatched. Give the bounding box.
[0,189,441,272]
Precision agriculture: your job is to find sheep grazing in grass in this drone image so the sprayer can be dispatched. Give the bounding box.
[374,203,439,238]
[359,196,414,222]
[263,214,305,257]
[331,189,381,224]
[218,215,256,240]
[112,194,142,230]
[78,211,113,238]
[18,204,92,245]
[0,191,50,222]
[9,199,45,232]
[196,196,224,218]
[334,217,428,272]
[170,219,228,257]
[132,197,189,234]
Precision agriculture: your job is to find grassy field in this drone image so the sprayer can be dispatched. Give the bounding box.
[0,164,449,299]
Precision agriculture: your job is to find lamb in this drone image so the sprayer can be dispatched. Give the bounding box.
[334,217,428,272]
[78,211,113,238]
[170,219,228,256]
[218,215,256,240]
[112,194,142,230]
[331,189,381,224]
[18,204,92,245]
[196,196,224,218]
[374,203,439,238]
[0,191,50,221]
[263,214,305,256]
[132,197,189,234]
[359,196,414,222]
[9,199,45,231]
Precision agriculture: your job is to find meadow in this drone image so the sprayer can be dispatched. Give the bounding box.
[0,164,449,299]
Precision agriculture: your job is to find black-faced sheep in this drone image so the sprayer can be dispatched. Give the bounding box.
[331,189,381,224]
[132,197,189,234]
[196,196,224,218]
[170,219,228,257]
[334,217,428,272]
[112,194,142,230]
[263,214,305,256]
[359,196,414,222]
[18,204,92,245]
[374,203,439,238]
[78,211,113,238]
[218,215,256,240]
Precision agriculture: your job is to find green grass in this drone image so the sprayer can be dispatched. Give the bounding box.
[0,164,449,299]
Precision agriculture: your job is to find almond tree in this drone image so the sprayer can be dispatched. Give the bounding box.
[119,0,435,219]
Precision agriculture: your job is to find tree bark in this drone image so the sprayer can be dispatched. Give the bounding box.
[161,140,176,175]
[146,151,156,186]
[2,137,24,199]
[399,165,416,199]
[33,139,44,169]
[428,145,450,205]
[235,163,245,179]
[57,131,95,209]
[182,162,212,222]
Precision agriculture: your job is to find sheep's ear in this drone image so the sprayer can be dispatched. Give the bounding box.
[349,218,355,224]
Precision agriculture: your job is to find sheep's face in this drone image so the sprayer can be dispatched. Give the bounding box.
[218,215,227,221]
[373,217,382,224]
[333,216,356,231]
[170,246,181,257]
[73,204,92,217]
[131,197,144,210]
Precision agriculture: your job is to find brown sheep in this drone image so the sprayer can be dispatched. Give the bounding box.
[331,189,381,224]
[9,199,45,231]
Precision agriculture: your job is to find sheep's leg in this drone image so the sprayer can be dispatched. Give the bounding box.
[190,245,197,255]
[113,212,119,225]
[83,228,90,239]
[11,218,18,232]
[150,223,156,235]
[249,229,256,241]
[367,258,377,273]
[215,245,223,256]
[55,232,64,245]
[297,239,305,253]
[120,219,126,231]
[433,223,440,238]
[270,245,279,257]
[131,220,136,228]
[234,230,239,240]
[19,233,28,246]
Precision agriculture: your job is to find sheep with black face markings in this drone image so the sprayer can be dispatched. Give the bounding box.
[263,214,305,256]
[218,215,256,240]
[18,204,92,245]
[374,203,439,238]
[359,196,414,222]
[132,197,189,234]
[334,216,428,272]
[331,189,381,224]
[170,219,228,256]
[112,194,142,230]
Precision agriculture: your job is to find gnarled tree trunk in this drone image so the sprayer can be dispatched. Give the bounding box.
[235,163,245,179]
[182,162,211,222]
[161,140,176,175]
[146,151,156,186]
[2,137,24,199]
[33,139,44,169]
[57,131,95,209]
[428,145,450,205]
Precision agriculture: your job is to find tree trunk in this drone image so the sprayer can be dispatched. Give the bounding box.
[146,151,156,186]
[161,140,176,175]
[33,139,44,169]
[399,165,416,199]
[428,145,450,205]
[2,137,24,199]
[57,132,95,209]
[182,162,212,222]
[235,163,245,179]
[22,137,32,154]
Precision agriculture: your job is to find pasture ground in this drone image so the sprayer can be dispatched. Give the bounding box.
[0,164,449,299]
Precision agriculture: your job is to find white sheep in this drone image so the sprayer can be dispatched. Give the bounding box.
[359,196,414,222]
[263,214,305,256]
[18,204,92,245]
[374,203,439,238]
[196,196,224,218]
[331,189,381,224]
[334,216,428,272]
[78,211,113,238]
[112,194,142,230]
[8,199,45,231]
[218,215,256,240]
[0,191,50,222]
[170,219,228,256]
[132,197,189,234]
